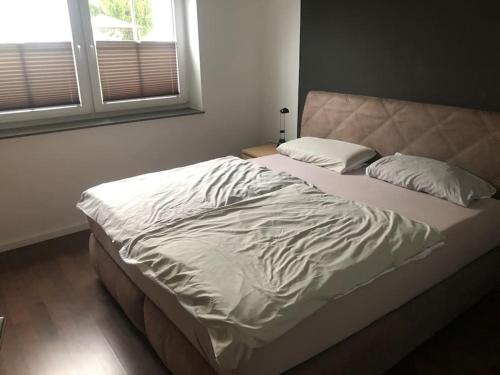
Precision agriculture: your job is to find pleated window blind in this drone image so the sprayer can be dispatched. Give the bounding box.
[0,42,80,112]
[96,41,179,102]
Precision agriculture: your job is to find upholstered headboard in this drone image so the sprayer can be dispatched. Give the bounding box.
[301,91,500,189]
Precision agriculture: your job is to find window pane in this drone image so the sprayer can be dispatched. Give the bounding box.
[0,0,80,113]
[0,0,73,43]
[89,0,179,103]
[89,0,175,42]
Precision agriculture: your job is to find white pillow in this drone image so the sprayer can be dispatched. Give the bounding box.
[366,153,496,207]
[277,137,376,174]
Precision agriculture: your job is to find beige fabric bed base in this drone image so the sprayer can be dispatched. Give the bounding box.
[89,233,500,375]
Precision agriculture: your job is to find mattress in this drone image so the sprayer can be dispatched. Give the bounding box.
[89,154,500,375]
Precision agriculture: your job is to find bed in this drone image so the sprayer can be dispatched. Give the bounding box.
[80,91,500,374]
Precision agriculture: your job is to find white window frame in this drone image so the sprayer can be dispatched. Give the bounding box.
[0,0,189,125]
[78,0,189,113]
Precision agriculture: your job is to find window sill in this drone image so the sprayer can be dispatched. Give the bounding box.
[0,107,204,140]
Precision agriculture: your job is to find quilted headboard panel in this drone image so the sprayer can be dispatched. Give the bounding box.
[301,91,500,189]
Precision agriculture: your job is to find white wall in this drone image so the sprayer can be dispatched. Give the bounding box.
[0,0,302,252]
[260,0,301,143]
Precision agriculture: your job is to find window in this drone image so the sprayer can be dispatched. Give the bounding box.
[0,0,188,125]
[0,0,89,122]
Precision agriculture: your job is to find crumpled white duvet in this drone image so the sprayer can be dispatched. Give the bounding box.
[77,156,444,370]
[77,157,302,251]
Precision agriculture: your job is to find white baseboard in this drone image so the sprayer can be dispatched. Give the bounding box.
[0,222,89,254]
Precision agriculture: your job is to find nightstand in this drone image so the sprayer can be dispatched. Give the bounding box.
[241,144,279,159]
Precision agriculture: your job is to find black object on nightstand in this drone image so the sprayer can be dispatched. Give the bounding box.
[277,107,289,146]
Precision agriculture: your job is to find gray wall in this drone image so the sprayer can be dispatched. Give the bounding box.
[299,1,500,134]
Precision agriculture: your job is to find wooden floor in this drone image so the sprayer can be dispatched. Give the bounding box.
[1,232,500,375]
[0,231,167,375]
